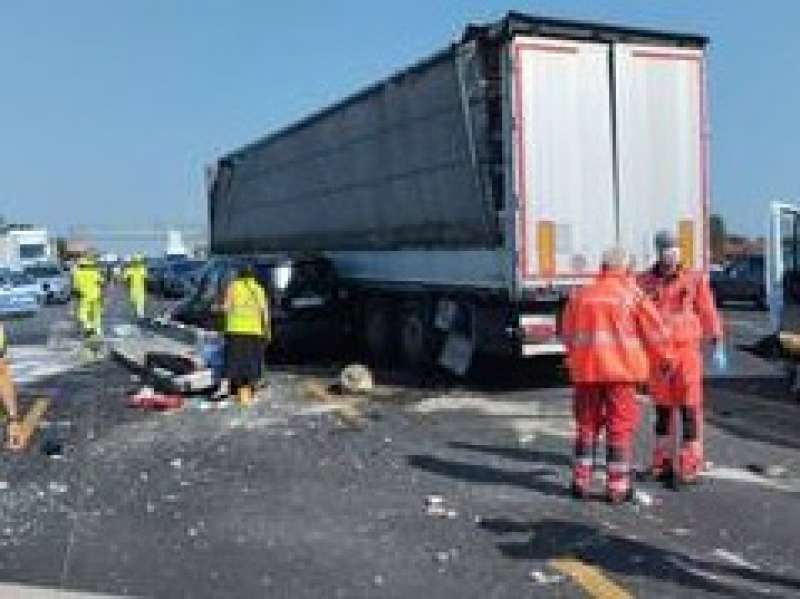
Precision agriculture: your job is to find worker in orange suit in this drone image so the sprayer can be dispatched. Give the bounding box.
[638,230,723,484]
[562,247,673,503]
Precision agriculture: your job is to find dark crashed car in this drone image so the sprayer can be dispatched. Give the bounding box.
[171,256,345,355]
[710,255,766,310]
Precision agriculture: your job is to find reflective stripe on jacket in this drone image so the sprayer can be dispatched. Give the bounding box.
[562,271,672,384]
[637,266,722,346]
[225,277,267,336]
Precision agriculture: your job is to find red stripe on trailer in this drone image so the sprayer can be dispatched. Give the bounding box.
[513,43,529,279]
[631,50,702,62]
[515,42,579,54]
[699,56,710,270]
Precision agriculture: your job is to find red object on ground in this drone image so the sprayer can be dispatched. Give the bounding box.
[128,393,184,411]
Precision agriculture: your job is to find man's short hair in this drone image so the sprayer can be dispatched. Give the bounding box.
[601,246,629,270]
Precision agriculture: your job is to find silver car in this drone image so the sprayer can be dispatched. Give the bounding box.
[23,263,71,304]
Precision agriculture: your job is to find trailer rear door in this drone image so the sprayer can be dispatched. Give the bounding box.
[614,45,707,272]
[513,37,616,283]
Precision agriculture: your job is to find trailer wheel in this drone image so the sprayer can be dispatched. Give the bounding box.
[364,302,393,363]
[400,308,432,368]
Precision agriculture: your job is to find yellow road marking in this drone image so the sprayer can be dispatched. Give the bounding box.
[550,556,633,599]
[8,398,50,451]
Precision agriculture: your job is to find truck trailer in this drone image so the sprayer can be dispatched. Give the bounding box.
[208,12,711,371]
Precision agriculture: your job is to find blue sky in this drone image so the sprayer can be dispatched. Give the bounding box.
[1,1,798,250]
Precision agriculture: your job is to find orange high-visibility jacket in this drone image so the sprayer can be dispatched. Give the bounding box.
[562,271,672,384]
[637,266,722,347]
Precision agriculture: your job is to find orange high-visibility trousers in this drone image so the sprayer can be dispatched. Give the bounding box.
[573,383,640,496]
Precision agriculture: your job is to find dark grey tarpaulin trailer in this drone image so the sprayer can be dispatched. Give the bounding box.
[208,12,709,367]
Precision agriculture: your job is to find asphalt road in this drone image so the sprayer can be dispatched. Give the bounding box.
[0,292,798,598]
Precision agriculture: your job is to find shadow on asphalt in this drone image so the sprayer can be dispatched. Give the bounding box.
[706,376,800,451]
[480,519,800,596]
[269,352,568,395]
[406,454,572,499]
[447,441,572,468]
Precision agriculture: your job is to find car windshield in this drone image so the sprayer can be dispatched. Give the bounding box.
[25,265,61,277]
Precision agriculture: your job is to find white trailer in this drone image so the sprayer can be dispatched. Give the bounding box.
[209,12,711,371]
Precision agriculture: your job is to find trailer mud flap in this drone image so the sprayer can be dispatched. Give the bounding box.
[438,332,474,376]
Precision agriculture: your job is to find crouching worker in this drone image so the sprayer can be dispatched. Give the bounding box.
[0,323,22,449]
[562,247,673,503]
[221,264,270,405]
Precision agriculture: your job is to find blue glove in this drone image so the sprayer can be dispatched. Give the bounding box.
[712,340,727,372]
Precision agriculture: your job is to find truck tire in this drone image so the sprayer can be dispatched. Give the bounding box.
[400,307,432,368]
[364,302,393,363]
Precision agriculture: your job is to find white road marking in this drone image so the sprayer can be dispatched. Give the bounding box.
[6,346,84,385]
[713,548,760,571]
[411,394,574,439]
[701,466,800,493]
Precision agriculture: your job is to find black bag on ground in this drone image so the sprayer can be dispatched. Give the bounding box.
[144,352,196,375]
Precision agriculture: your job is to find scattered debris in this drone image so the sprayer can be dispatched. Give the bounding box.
[633,489,654,507]
[332,404,367,430]
[140,471,149,482]
[747,464,789,479]
[48,482,68,494]
[434,550,455,564]
[128,389,184,411]
[373,575,385,587]
[41,438,64,458]
[671,528,692,537]
[188,527,198,537]
[424,495,459,518]
[518,434,535,445]
[339,364,374,395]
[112,324,140,338]
[0,482,8,491]
[529,570,566,585]
[146,502,156,514]
[170,458,183,470]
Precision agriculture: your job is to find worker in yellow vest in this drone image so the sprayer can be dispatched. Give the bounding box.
[123,255,148,319]
[0,323,22,449]
[71,258,87,331]
[221,264,270,405]
[77,256,104,337]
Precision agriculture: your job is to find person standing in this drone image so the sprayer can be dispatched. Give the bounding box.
[221,264,270,405]
[79,256,104,337]
[123,255,148,319]
[638,230,723,484]
[562,247,673,503]
[0,323,22,449]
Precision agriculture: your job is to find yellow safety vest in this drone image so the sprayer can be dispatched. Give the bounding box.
[225,277,267,336]
[80,266,102,301]
[126,265,147,291]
